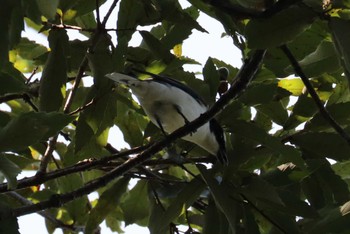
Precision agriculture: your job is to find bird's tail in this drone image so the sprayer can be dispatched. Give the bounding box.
[106,73,140,87]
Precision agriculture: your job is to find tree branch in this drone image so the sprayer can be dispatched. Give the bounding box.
[0,145,147,193]
[11,49,266,217]
[280,44,350,145]
[7,192,83,232]
[36,135,59,175]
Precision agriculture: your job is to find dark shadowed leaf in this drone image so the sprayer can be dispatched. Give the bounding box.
[255,101,289,126]
[36,0,59,19]
[306,102,350,131]
[148,176,206,234]
[198,165,238,231]
[0,201,19,234]
[301,205,350,233]
[229,120,304,168]
[140,30,174,63]
[121,180,150,226]
[294,40,341,77]
[203,58,220,103]
[0,0,23,69]
[85,177,130,234]
[0,112,74,152]
[0,72,27,95]
[39,29,68,112]
[245,6,315,49]
[329,17,350,83]
[0,155,21,189]
[292,133,350,161]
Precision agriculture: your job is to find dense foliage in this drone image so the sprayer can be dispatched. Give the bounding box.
[1,0,350,233]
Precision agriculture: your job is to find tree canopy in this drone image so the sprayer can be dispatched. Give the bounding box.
[2,0,350,233]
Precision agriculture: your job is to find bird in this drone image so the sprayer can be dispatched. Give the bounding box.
[106,71,228,165]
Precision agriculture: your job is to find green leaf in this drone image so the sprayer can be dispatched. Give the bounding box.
[8,3,24,49]
[239,83,278,106]
[255,101,289,126]
[148,176,206,234]
[240,176,285,207]
[278,190,319,218]
[306,102,350,130]
[2,153,37,169]
[56,174,90,224]
[85,177,130,234]
[295,40,341,77]
[0,155,21,189]
[203,199,232,234]
[0,0,23,69]
[329,17,350,84]
[245,6,315,49]
[36,0,59,20]
[198,165,238,231]
[292,132,350,161]
[301,205,350,233]
[203,58,220,103]
[13,37,48,61]
[229,120,304,168]
[0,72,27,95]
[115,101,145,148]
[71,0,107,17]
[39,29,68,112]
[0,112,74,152]
[278,78,304,96]
[332,161,350,179]
[292,94,318,117]
[115,0,160,70]
[140,30,174,63]
[0,201,19,234]
[121,180,150,226]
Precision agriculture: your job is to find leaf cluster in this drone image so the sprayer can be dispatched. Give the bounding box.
[1,0,350,233]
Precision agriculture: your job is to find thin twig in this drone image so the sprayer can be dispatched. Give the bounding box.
[0,93,38,111]
[7,192,83,232]
[96,0,101,27]
[280,45,350,145]
[0,93,25,103]
[68,98,96,115]
[11,50,266,217]
[25,67,39,84]
[36,135,59,175]
[101,0,120,26]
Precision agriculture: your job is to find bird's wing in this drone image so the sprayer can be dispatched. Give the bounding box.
[138,72,207,107]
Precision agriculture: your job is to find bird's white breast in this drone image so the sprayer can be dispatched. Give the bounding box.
[130,81,219,154]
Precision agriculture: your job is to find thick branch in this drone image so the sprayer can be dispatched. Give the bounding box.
[0,145,147,193]
[280,45,350,145]
[11,50,266,217]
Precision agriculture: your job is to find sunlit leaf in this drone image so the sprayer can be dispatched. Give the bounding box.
[278,78,305,96]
